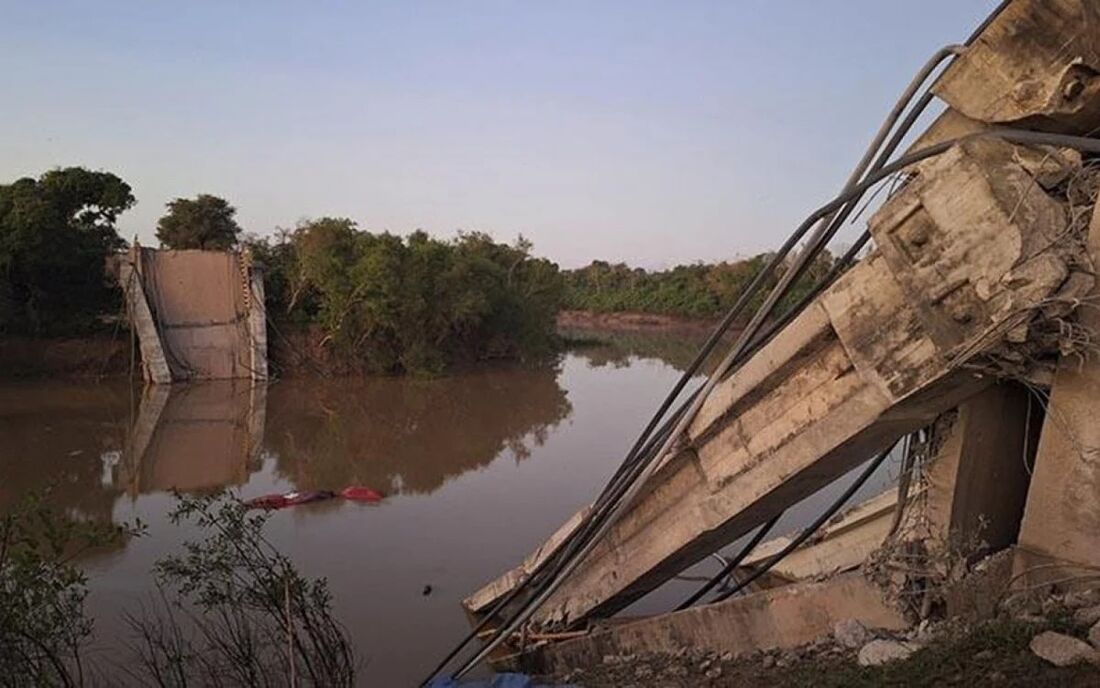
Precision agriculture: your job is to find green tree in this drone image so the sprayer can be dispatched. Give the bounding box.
[155,194,242,250]
[258,220,564,374]
[0,167,134,336]
[561,250,835,322]
[0,492,136,685]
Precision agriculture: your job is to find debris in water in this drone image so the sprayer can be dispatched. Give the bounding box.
[244,490,336,510]
[341,486,385,502]
[244,486,386,510]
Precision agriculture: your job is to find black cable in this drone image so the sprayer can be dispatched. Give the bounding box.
[425,67,934,681]
[709,444,894,604]
[419,383,702,684]
[675,512,782,610]
[436,6,1024,675]
[438,127,1100,682]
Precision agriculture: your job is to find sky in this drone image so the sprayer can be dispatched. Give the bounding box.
[1,1,1000,269]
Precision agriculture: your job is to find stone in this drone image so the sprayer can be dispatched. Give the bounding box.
[834,619,873,649]
[1063,590,1099,610]
[760,655,776,670]
[1090,620,1100,650]
[1029,631,1096,667]
[857,639,917,667]
[1074,604,1100,626]
[974,649,995,661]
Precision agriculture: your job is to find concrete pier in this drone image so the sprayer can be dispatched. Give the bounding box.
[1015,205,1100,577]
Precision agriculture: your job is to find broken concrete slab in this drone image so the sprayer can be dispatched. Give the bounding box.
[470,139,1088,628]
[121,247,268,382]
[736,381,1035,588]
[524,572,906,676]
[739,488,904,584]
[934,0,1100,133]
[1015,202,1100,577]
[120,249,172,385]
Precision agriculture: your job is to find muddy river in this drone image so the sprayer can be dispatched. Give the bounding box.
[0,331,901,685]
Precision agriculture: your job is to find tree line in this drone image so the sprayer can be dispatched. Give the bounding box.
[561,251,836,322]
[1,165,837,373]
[0,167,563,373]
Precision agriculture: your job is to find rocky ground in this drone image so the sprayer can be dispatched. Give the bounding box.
[544,591,1100,687]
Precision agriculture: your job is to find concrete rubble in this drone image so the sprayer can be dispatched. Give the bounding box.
[466,0,1100,678]
[856,639,916,667]
[1028,631,1097,667]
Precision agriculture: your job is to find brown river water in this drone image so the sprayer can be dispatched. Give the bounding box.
[0,330,901,685]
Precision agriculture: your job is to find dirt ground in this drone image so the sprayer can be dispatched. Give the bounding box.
[0,335,129,379]
[545,613,1100,687]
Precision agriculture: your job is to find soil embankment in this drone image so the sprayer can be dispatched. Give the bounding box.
[557,309,719,333]
[0,336,129,379]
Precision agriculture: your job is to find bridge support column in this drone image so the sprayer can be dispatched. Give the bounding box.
[1015,204,1100,581]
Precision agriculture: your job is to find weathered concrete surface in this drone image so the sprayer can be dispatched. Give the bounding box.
[120,252,172,384]
[524,573,906,675]
[122,248,267,382]
[740,488,904,584]
[470,139,1085,627]
[920,383,1037,554]
[1015,203,1100,574]
[245,254,269,381]
[933,0,1100,133]
[735,383,1035,584]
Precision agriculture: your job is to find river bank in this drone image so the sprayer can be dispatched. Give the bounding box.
[0,332,721,684]
[0,335,129,378]
[0,310,720,380]
[556,309,720,334]
[541,580,1100,687]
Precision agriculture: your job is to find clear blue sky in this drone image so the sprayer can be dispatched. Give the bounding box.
[1,1,998,268]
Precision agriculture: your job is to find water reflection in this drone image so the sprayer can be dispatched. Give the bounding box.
[0,362,575,516]
[264,367,572,496]
[119,382,266,495]
[0,338,720,684]
[0,383,129,521]
[562,326,712,373]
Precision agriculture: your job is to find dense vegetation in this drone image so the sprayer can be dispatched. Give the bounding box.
[0,168,133,336]
[1,165,838,372]
[562,251,836,321]
[0,492,355,686]
[248,219,564,374]
[0,168,564,374]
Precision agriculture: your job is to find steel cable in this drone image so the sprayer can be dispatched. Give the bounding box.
[445,127,1100,681]
[423,4,1053,679]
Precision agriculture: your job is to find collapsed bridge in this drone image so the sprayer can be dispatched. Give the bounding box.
[427,0,1100,681]
[120,245,268,384]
